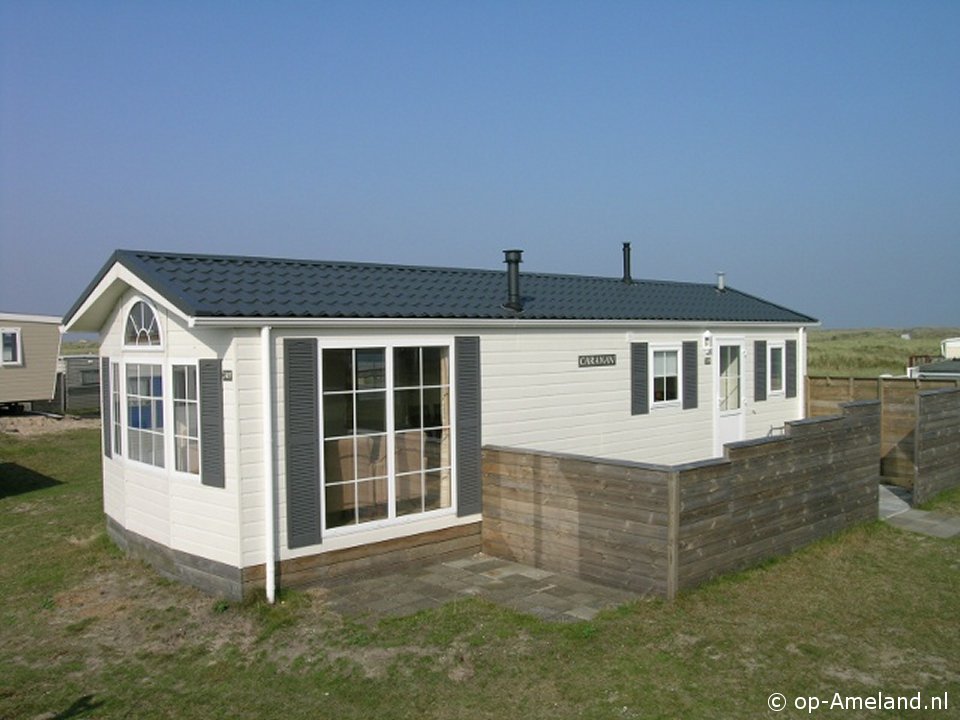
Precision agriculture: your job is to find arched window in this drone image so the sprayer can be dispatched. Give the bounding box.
[125,300,161,347]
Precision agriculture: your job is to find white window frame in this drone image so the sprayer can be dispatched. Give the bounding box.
[317,337,458,538]
[768,342,785,396]
[111,362,122,456]
[171,362,201,477]
[1,327,22,366]
[123,298,164,350]
[123,361,166,470]
[650,345,682,408]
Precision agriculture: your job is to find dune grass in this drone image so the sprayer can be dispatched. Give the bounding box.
[807,327,960,378]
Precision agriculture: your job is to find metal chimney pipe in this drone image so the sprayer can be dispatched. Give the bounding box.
[503,249,523,311]
[716,272,726,292]
[622,242,632,284]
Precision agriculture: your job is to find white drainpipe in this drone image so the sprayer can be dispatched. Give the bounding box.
[261,325,276,604]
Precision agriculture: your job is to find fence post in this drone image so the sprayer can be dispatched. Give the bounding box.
[667,470,680,601]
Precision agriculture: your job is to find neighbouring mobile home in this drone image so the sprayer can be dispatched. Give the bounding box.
[63,246,817,600]
[0,312,62,411]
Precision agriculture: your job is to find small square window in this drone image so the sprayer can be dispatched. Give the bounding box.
[652,349,679,403]
[1,329,21,366]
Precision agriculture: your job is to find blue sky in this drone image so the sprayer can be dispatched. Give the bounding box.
[2,1,958,327]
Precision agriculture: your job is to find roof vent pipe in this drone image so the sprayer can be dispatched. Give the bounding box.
[503,249,523,312]
[622,242,633,284]
[716,272,726,292]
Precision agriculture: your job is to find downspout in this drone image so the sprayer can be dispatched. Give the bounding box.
[798,326,807,419]
[261,325,276,604]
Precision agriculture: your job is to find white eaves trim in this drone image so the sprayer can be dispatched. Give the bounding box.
[190,316,821,330]
[0,312,62,325]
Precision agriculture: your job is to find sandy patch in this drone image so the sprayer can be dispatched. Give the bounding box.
[0,413,100,436]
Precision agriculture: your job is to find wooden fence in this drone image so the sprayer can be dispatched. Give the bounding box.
[482,401,880,599]
[913,388,960,506]
[807,376,960,494]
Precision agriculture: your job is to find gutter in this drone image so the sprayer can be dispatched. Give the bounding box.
[261,325,276,604]
[192,316,821,330]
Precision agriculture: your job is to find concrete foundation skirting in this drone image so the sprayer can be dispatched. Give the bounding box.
[106,516,246,600]
[107,515,483,601]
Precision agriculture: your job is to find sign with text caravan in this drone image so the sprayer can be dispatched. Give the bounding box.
[578,354,617,368]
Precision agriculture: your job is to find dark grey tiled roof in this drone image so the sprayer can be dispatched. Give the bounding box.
[69,249,817,323]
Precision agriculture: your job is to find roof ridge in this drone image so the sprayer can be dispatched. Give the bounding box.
[117,248,723,288]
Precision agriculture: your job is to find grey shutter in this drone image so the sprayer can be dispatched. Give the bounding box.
[785,340,798,399]
[631,343,649,415]
[284,339,322,548]
[199,359,225,488]
[754,341,767,402]
[101,357,112,458]
[455,336,482,517]
[682,341,698,410]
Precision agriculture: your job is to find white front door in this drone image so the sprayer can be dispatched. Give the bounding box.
[715,342,745,455]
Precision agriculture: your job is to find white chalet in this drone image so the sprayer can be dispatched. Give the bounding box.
[64,247,817,599]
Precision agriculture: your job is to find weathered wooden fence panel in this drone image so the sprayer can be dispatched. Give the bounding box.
[674,401,880,592]
[482,448,673,595]
[913,388,960,506]
[807,376,959,489]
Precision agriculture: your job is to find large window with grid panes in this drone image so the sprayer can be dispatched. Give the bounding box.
[321,344,452,531]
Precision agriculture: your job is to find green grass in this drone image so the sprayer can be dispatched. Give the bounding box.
[807,327,960,378]
[920,485,960,517]
[2,429,959,719]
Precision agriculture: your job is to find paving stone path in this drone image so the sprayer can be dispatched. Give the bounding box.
[879,484,960,539]
[324,554,638,624]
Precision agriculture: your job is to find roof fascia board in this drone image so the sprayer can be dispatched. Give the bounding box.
[190,316,821,330]
[64,264,194,332]
[0,312,63,324]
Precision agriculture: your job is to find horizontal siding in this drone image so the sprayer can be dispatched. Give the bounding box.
[122,464,171,548]
[102,457,125,525]
[481,329,710,463]
[0,321,60,403]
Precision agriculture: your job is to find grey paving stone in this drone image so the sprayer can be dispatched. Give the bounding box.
[564,606,600,621]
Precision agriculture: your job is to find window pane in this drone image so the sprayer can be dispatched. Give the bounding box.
[356,391,386,433]
[424,469,451,511]
[323,393,353,438]
[422,347,447,386]
[324,438,355,483]
[396,472,423,516]
[665,352,678,375]
[325,483,356,529]
[174,403,189,435]
[394,347,420,387]
[394,388,421,430]
[422,387,446,427]
[423,428,449,469]
[356,478,388,522]
[355,434,387,479]
[2,333,17,362]
[322,349,353,392]
[770,348,784,391]
[664,375,678,401]
[355,349,385,389]
[173,366,188,399]
[654,351,666,376]
[153,399,164,430]
[395,430,423,473]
